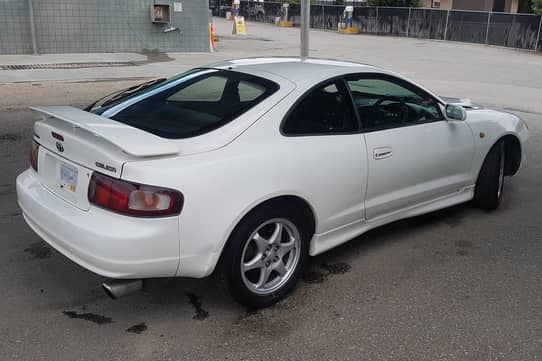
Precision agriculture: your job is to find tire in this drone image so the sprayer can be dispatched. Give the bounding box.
[224,204,311,308]
[473,140,505,210]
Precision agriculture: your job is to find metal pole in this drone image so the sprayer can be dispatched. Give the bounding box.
[406,7,411,37]
[322,5,325,30]
[485,11,491,45]
[27,0,38,54]
[375,7,379,34]
[300,0,310,57]
[444,10,450,41]
[535,15,542,52]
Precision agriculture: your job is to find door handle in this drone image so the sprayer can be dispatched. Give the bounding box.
[373,147,393,160]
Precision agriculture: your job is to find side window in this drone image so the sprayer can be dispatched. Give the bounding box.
[282,81,358,135]
[346,76,443,131]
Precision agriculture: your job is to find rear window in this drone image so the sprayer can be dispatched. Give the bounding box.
[97,69,278,139]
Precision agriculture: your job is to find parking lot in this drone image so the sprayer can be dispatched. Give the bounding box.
[1,18,541,361]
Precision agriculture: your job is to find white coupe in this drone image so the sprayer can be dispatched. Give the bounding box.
[17,58,528,307]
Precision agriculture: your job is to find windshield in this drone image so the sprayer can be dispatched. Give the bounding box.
[92,69,279,139]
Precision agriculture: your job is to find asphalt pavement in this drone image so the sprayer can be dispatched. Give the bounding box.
[0,18,541,361]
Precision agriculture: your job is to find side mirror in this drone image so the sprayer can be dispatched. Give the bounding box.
[445,104,467,121]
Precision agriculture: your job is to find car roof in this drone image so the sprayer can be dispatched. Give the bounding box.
[206,57,386,86]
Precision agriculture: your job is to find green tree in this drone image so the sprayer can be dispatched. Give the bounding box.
[533,0,542,15]
[367,0,422,6]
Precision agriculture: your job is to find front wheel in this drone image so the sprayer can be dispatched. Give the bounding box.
[225,206,310,308]
[473,140,505,210]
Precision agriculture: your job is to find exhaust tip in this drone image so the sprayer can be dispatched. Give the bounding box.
[102,279,142,299]
[102,283,117,299]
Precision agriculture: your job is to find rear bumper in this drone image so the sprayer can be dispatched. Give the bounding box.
[16,169,180,279]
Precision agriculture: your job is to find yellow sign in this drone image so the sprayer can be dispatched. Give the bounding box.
[233,16,246,35]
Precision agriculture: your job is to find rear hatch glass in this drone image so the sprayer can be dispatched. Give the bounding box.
[92,69,279,139]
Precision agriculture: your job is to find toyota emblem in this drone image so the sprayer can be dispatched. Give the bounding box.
[56,141,64,153]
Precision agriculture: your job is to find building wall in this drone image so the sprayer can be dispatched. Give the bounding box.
[0,0,210,55]
[504,0,519,12]
[452,0,495,11]
[0,1,33,54]
[422,0,454,10]
[425,0,522,12]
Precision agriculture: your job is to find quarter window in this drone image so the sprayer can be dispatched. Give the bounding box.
[346,76,443,131]
[168,75,227,102]
[282,81,358,135]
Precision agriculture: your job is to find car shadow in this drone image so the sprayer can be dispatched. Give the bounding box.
[23,201,477,328]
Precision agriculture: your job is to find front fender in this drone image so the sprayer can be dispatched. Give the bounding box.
[465,109,528,180]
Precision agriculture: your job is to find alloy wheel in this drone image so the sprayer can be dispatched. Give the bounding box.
[240,218,301,295]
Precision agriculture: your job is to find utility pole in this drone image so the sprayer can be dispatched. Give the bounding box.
[300,0,310,57]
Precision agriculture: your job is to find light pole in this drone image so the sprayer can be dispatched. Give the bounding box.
[300,0,310,57]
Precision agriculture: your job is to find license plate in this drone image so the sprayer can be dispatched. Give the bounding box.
[60,161,78,193]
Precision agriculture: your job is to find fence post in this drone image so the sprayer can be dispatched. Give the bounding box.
[322,5,325,30]
[375,7,379,34]
[485,11,491,45]
[27,0,37,54]
[536,16,542,52]
[444,10,450,41]
[406,7,411,37]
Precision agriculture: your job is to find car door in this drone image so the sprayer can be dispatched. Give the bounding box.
[345,74,475,220]
[281,79,368,232]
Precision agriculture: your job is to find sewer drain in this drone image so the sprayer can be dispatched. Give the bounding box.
[0,62,137,70]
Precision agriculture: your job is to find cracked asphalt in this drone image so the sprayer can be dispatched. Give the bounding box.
[1,18,541,361]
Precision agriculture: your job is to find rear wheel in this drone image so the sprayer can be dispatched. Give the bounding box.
[225,206,310,308]
[473,140,505,210]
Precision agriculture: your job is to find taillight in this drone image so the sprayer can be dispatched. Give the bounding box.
[88,172,183,217]
[30,140,39,171]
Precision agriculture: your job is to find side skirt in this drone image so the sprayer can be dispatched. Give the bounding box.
[309,186,475,256]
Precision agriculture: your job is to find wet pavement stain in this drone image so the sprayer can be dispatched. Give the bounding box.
[0,133,20,142]
[126,322,147,334]
[0,183,14,196]
[235,309,259,324]
[24,242,52,259]
[443,214,464,227]
[457,250,470,256]
[186,292,209,320]
[455,240,473,248]
[0,211,21,219]
[244,307,259,317]
[321,262,351,274]
[302,271,326,284]
[303,262,352,284]
[62,311,113,325]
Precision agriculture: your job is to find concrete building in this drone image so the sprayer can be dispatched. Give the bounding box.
[0,0,211,55]
[422,0,532,13]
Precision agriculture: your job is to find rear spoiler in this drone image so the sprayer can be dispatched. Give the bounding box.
[30,106,179,157]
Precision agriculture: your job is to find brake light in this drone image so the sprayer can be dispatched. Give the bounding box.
[88,172,183,217]
[30,140,39,171]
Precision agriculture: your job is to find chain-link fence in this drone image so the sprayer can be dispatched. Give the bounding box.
[226,1,542,51]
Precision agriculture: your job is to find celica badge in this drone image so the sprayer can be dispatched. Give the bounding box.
[95,161,117,173]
